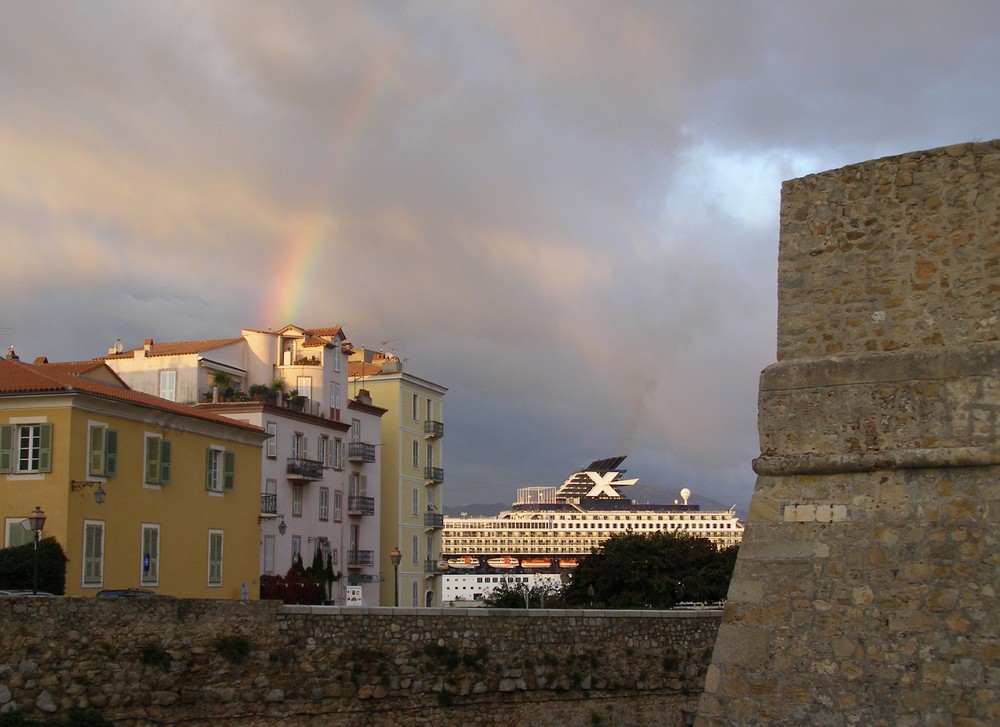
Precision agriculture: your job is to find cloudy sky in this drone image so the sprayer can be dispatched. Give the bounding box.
[2,2,998,514]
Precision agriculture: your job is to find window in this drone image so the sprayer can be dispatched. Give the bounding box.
[291,432,304,459]
[0,422,52,474]
[427,442,434,468]
[205,448,235,493]
[263,535,275,574]
[426,398,432,422]
[412,393,418,421]
[292,484,303,516]
[411,534,419,564]
[207,530,224,586]
[332,439,344,469]
[351,419,361,444]
[144,435,171,485]
[319,487,329,521]
[318,436,328,467]
[265,422,277,458]
[82,521,104,587]
[412,440,419,468]
[333,491,343,522]
[331,382,342,411]
[87,425,118,478]
[296,377,311,401]
[411,581,418,607]
[5,518,32,548]
[333,348,340,373]
[412,488,419,517]
[291,536,301,566]
[141,524,160,586]
[158,370,176,401]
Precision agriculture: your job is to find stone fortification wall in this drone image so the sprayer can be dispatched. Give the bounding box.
[698,140,999,726]
[0,599,720,726]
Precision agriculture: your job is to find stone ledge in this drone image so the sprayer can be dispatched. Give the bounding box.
[753,445,1000,476]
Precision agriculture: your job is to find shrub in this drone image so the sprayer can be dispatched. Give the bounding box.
[215,635,251,664]
[0,537,68,594]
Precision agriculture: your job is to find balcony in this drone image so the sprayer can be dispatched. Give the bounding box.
[424,466,444,484]
[424,512,444,529]
[346,550,374,569]
[424,558,447,575]
[260,493,277,515]
[286,457,323,481]
[424,420,444,438]
[348,496,375,516]
[347,441,376,463]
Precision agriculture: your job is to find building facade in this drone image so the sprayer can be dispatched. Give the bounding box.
[0,358,266,598]
[349,348,447,607]
[101,325,386,604]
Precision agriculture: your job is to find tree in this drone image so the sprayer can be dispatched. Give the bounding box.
[482,580,565,609]
[562,532,738,609]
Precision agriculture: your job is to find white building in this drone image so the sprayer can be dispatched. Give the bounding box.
[100,325,386,604]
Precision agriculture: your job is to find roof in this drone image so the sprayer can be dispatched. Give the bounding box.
[98,337,243,360]
[0,359,264,435]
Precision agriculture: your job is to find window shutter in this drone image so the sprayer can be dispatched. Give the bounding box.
[0,424,12,473]
[360,475,367,497]
[145,437,160,483]
[105,430,118,477]
[38,422,52,473]
[159,440,171,484]
[205,449,213,490]
[223,451,235,490]
[89,426,105,476]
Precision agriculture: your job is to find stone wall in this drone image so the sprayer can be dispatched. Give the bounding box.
[0,599,720,726]
[697,140,999,726]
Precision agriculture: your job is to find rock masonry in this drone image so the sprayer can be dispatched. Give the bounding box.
[697,140,1000,726]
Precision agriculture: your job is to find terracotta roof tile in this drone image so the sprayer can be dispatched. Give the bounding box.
[0,359,263,435]
[98,337,243,359]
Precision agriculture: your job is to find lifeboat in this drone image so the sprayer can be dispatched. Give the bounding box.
[558,558,578,569]
[447,556,480,570]
[520,558,553,569]
[486,556,519,569]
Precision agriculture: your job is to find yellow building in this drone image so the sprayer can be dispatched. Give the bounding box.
[349,349,447,607]
[1,358,267,598]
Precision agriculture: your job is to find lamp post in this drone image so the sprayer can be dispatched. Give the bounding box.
[390,546,402,607]
[27,506,47,595]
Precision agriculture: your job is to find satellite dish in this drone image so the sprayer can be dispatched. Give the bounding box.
[680,488,691,505]
[113,339,124,354]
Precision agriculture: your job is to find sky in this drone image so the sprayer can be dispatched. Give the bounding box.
[2,2,998,515]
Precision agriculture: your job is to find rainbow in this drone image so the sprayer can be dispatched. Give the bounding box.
[261,62,396,325]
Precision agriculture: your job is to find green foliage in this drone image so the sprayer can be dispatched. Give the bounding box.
[139,642,171,669]
[215,635,251,664]
[67,709,112,727]
[562,532,739,609]
[0,537,68,594]
[481,580,565,609]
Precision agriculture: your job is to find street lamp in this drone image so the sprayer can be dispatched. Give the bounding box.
[390,546,402,607]
[27,506,47,595]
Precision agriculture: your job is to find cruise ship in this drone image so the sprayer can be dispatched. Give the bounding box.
[441,457,743,604]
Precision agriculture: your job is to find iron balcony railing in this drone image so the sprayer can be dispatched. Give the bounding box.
[424,420,444,438]
[424,512,444,529]
[424,466,444,484]
[348,496,375,516]
[347,441,376,463]
[260,493,277,515]
[286,457,324,480]
[424,558,447,574]
[346,550,374,568]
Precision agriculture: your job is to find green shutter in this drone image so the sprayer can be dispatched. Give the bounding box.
[105,430,118,477]
[205,448,214,490]
[223,451,235,491]
[145,437,160,484]
[88,426,105,476]
[0,424,12,473]
[37,423,52,473]
[159,440,171,484]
